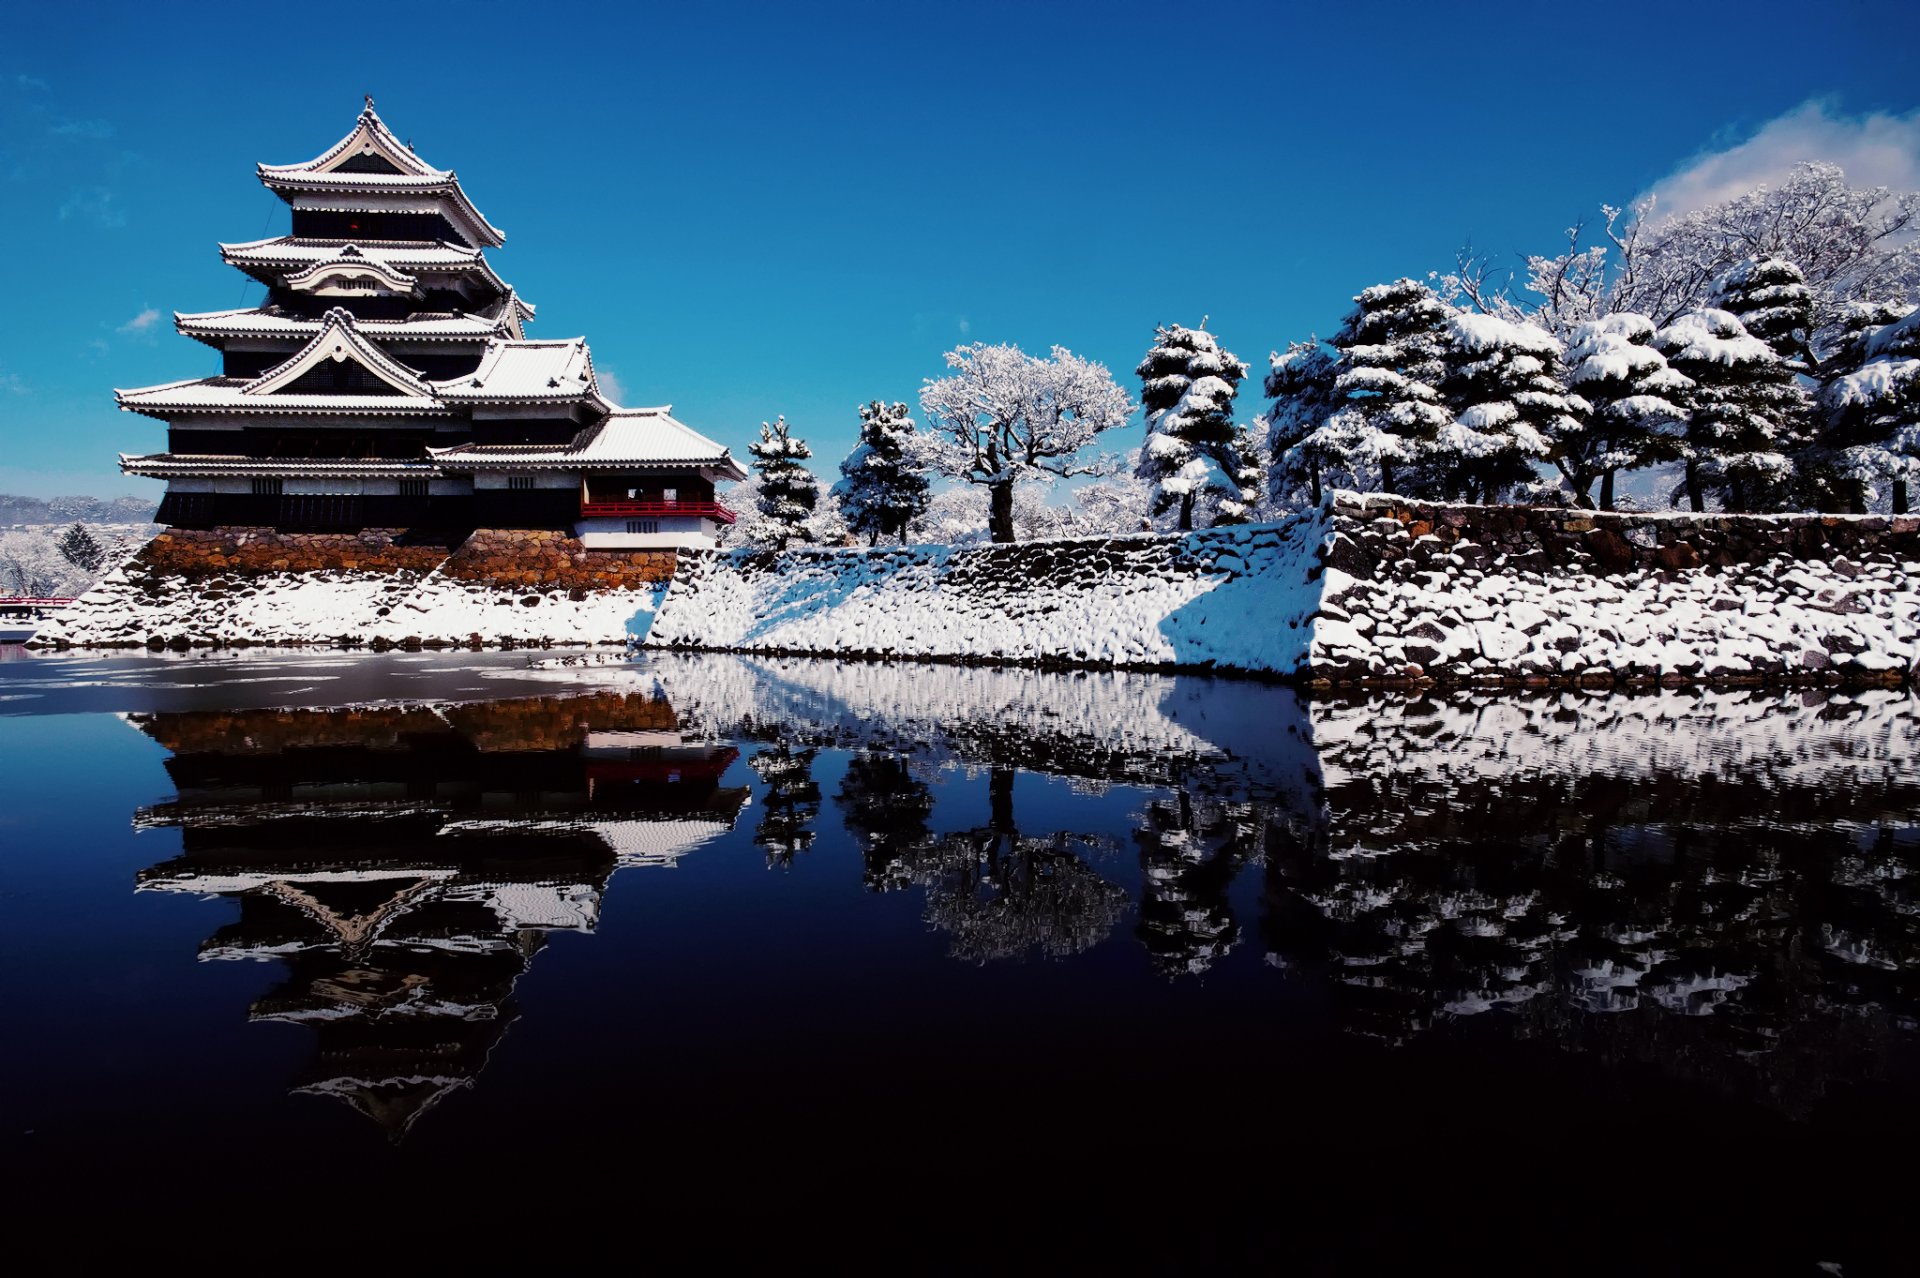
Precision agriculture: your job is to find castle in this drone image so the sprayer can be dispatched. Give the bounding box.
[118,99,744,551]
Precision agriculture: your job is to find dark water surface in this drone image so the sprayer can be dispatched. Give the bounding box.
[2,648,1916,1271]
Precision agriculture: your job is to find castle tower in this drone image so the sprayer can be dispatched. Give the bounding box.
[117,101,744,549]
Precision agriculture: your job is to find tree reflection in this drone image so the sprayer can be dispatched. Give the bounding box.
[1133,789,1262,978]
[906,768,1127,964]
[750,743,821,868]
[834,751,934,892]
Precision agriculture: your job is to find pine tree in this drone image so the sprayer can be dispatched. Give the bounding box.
[1558,313,1692,509]
[833,401,931,546]
[1708,256,1815,372]
[1212,422,1264,525]
[1326,279,1454,496]
[55,522,105,574]
[1263,339,1342,507]
[1654,309,1811,512]
[747,416,819,550]
[1816,304,1920,513]
[1434,313,1566,503]
[1134,323,1250,530]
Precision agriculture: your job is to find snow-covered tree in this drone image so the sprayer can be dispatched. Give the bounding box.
[746,416,819,550]
[1262,339,1343,508]
[1654,308,1811,512]
[918,342,1134,543]
[56,523,106,573]
[833,400,931,546]
[1213,422,1264,524]
[1325,279,1454,496]
[1070,458,1156,534]
[1445,164,1920,338]
[1558,313,1691,509]
[1710,256,1814,372]
[1133,323,1250,530]
[1433,313,1564,503]
[1816,305,1920,512]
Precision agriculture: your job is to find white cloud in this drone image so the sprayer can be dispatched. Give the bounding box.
[596,366,628,405]
[0,370,27,395]
[58,186,125,229]
[957,316,971,336]
[117,307,161,335]
[50,117,112,140]
[1648,100,1920,218]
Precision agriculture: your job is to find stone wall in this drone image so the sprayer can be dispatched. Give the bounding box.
[443,528,676,590]
[133,527,456,579]
[1326,496,1920,579]
[646,497,1919,689]
[1312,495,1917,690]
[37,525,670,649]
[126,526,676,590]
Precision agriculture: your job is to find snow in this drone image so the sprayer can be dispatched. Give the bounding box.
[648,498,1920,683]
[649,511,1333,674]
[41,563,666,648]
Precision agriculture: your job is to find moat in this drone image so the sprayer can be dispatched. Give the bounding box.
[2,648,1915,1271]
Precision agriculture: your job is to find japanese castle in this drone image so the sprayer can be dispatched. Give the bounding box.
[119,100,745,549]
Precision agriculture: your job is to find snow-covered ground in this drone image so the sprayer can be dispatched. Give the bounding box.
[647,512,1331,671]
[38,564,665,648]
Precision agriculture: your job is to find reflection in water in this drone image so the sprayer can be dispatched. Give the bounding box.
[749,743,820,868]
[131,693,749,1137]
[127,658,1920,1129]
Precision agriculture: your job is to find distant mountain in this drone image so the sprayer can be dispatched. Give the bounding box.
[0,494,158,526]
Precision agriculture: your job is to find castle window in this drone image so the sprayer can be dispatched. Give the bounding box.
[251,477,284,496]
[507,475,535,491]
[398,479,429,497]
[626,520,659,535]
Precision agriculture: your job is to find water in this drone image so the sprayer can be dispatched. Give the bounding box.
[2,648,1916,1271]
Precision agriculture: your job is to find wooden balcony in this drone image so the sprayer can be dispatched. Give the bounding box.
[579,499,737,525]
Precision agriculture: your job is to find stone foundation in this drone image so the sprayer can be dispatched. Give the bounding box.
[37,525,674,648]
[443,528,676,590]
[133,527,457,579]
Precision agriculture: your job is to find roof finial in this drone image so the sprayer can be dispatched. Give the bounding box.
[363,93,375,113]
[1199,314,1209,331]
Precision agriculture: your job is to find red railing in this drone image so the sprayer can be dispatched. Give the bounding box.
[580,499,737,525]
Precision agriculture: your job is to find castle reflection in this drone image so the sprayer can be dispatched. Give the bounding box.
[131,692,749,1137]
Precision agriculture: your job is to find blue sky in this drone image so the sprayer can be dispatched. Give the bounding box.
[1,0,1915,499]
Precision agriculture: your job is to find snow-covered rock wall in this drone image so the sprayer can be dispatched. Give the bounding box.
[1315,496,1920,687]
[38,500,1920,686]
[648,496,1919,687]
[646,511,1333,673]
[36,527,668,648]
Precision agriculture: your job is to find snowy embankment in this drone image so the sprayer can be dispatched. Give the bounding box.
[38,564,662,648]
[646,511,1332,673]
[648,497,1918,686]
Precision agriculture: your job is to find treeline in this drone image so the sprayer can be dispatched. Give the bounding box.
[730,162,1918,548]
[1269,162,1919,516]
[0,493,156,526]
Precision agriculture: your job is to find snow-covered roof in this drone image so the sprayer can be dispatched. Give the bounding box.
[116,376,457,418]
[430,406,746,477]
[121,452,440,478]
[220,237,512,300]
[260,102,447,179]
[430,337,598,403]
[256,102,504,248]
[175,306,515,346]
[245,308,435,396]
